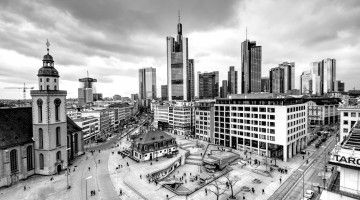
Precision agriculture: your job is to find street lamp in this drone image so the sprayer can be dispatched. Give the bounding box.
[299,169,305,199]
[85,176,92,200]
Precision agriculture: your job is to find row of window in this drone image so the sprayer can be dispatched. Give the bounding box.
[215,133,276,142]
[287,112,306,120]
[37,98,62,123]
[287,130,306,142]
[287,106,306,113]
[217,106,276,113]
[288,118,306,127]
[287,124,306,135]
[40,78,57,83]
[343,112,360,117]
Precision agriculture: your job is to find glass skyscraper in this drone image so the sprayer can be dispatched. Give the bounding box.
[241,40,262,94]
[138,67,156,100]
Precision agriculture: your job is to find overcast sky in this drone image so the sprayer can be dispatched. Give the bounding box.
[0,0,359,99]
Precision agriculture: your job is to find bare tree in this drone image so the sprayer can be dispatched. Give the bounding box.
[223,173,240,199]
[208,179,227,200]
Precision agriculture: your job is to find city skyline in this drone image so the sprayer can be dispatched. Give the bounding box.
[1,0,360,99]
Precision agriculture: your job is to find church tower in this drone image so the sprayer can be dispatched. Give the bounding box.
[31,40,68,175]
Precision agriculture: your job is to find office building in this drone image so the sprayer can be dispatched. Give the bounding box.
[311,59,336,94]
[139,67,157,101]
[269,67,284,93]
[198,71,219,99]
[261,77,270,92]
[220,80,228,98]
[167,16,194,101]
[300,71,321,95]
[338,105,360,142]
[131,94,139,101]
[73,116,100,143]
[214,94,308,162]
[78,75,97,106]
[228,66,238,94]
[335,80,345,92]
[241,39,262,94]
[324,120,360,200]
[279,62,295,92]
[304,98,341,126]
[195,100,215,142]
[161,85,168,100]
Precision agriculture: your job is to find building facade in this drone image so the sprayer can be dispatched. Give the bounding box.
[227,66,238,94]
[195,100,215,142]
[214,96,308,162]
[161,85,168,101]
[198,71,219,99]
[305,98,341,127]
[338,105,360,142]
[139,67,157,101]
[220,80,228,98]
[269,67,284,93]
[311,59,336,94]
[78,76,97,106]
[261,77,270,92]
[241,40,262,94]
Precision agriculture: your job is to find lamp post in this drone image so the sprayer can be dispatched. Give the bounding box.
[299,169,305,199]
[85,176,92,200]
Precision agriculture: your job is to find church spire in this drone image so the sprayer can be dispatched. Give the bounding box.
[46,39,50,54]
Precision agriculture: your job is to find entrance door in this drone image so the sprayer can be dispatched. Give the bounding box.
[57,165,62,174]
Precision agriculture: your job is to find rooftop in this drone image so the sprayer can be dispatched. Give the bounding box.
[134,130,174,145]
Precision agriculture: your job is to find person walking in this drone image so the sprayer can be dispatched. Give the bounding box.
[262,189,265,194]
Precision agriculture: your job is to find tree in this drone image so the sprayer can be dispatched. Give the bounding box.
[223,173,240,199]
[208,179,227,200]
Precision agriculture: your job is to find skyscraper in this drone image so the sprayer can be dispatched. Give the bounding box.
[269,67,284,93]
[261,77,270,92]
[161,85,168,100]
[279,62,295,92]
[188,59,195,101]
[78,72,97,106]
[241,39,262,94]
[227,66,238,94]
[138,67,157,100]
[220,80,228,98]
[335,80,345,92]
[300,70,321,95]
[322,58,336,94]
[311,59,336,94]
[198,71,219,99]
[167,15,194,101]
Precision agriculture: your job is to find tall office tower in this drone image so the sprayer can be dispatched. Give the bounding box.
[269,67,284,93]
[161,85,168,100]
[300,71,321,95]
[198,71,219,99]
[311,59,336,94]
[322,58,336,94]
[167,15,193,101]
[138,67,157,100]
[335,80,345,92]
[261,77,270,92]
[188,59,195,101]
[220,80,228,98]
[279,62,295,92]
[131,94,139,101]
[78,73,97,106]
[241,39,262,94]
[227,66,238,94]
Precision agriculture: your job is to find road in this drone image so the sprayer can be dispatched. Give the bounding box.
[268,133,337,200]
[284,135,337,200]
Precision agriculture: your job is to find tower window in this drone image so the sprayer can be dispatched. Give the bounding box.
[40,85,43,90]
[56,151,61,160]
[40,78,42,82]
[10,149,18,173]
[54,98,61,121]
[37,99,43,123]
[54,79,56,82]
[46,78,49,82]
[47,85,49,90]
[56,127,61,146]
[54,86,57,90]
[39,128,43,149]
[39,153,44,170]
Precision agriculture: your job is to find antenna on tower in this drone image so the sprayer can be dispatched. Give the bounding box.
[87,70,89,78]
[246,27,248,41]
[178,9,181,23]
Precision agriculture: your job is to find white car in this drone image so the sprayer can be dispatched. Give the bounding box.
[304,189,314,199]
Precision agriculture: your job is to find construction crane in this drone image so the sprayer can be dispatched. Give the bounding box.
[4,83,34,100]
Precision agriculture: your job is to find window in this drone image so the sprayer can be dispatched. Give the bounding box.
[10,149,17,173]
[56,127,61,146]
[54,86,57,90]
[344,112,348,117]
[46,78,49,82]
[40,78,42,82]
[39,128,43,149]
[37,99,43,123]
[54,79,57,82]
[344,120,348,125]
[26,146,33,171]
[46,85,49,90]
[56,151,61,160]
[39,153,44,170]
[343,128,348,133]
[40,85,43,90]
[351,112,356,117]
[54,98,61,121]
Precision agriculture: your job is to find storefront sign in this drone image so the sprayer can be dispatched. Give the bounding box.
[330,154,360,169]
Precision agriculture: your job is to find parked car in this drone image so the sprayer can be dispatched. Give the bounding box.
[304,189,314,199]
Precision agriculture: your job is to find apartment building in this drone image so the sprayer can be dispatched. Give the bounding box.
[214,95,308,162]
